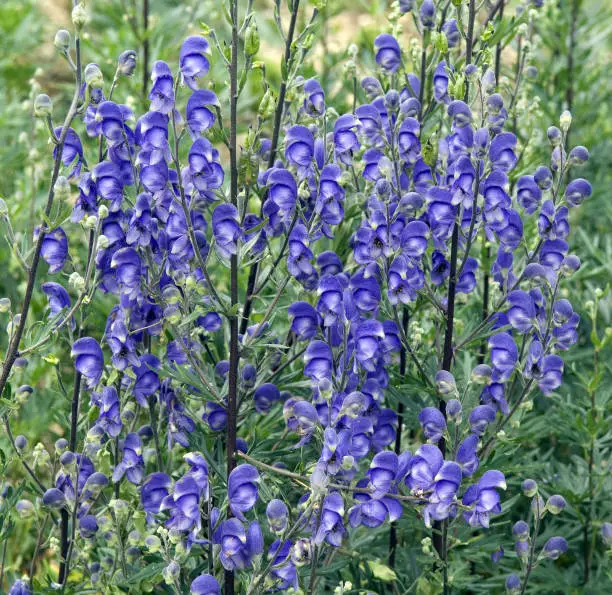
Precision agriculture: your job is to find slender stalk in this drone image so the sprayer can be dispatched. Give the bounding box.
[520,495,542,595]
[389,307,409,568]
[240,0,301,336]
[433,2,477,587]
[58,373,83,584]
[584,342,599,584]
[142,0,150,97]
[225,1,240,594]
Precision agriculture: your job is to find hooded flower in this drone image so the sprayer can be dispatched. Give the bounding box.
[228,464,260,520]
[179,36,211,90]
[71,337,104,388]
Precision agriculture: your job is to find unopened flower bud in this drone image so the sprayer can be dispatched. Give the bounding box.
[245,23,260,56]
[145,534,162,552]
[435,370,456,395]
[85,63,104,88]
[0,297,10,312]
[568,145,589,166]
[96,235,109,250]
[505,574,521,594]
[547,126,562,146]
[16,499,35,519]
[69,272,86,292]
[559,110,572,132]
[163,561,181,584]
[546,495,567,515]
[522,478,538,497]
[15,435,28,451]
[34,94,53,118]
[471,364,492,384]
[258,89,276,119]
[54,29,71,53]
[54,176,70,202]
[55,438,69,453]
[72,2,90,29]
[117,50,137,77]
[16,385,33,403]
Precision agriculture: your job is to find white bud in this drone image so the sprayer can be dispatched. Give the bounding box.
[72,2,90,28]
[560,110,572,132]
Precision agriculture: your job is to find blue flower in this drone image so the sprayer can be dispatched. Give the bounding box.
[149,61,175,114]
[418,407,447,443]
[314,492,346,546]
[228,464,260,520]
[95,386,122,437]
[41,282,72,325]
[462,470,506,528]
[288,301,319,340]
[266,499,289,534]
[36,227,68,274]
[112,432,144,485]
[489,332,518,382]
[186,89,219,138]
[374,34,401,73]
[141,472,171,519]
[253,383,281,414]
[212,203,241,260]
[334,114,360,165]
[303,78,325,117]
[190,574,220,595]
[213,519,263,570]
[53,127,83,178]
[285,125,314,174]
[179,36,211,90]
[71,337,104,388]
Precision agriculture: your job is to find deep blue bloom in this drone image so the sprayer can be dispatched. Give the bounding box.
[354,320,385,372]
[53,127,84,178]
[112,432,144,485]
[228,464,260,520]
[374,34,401,73]
[149,61,175,113]
[71,337,104,388]
[95,386,122,438]
[517,175,542,213]
[407,445,462,526]
[564,178,591,207]
[212,203,241,260]
[334,114,360,165]
[36,227,68,274]
[41,281,72,324]
[190,574,220,595]
[161,474,205,538]
[133,354,161,406]
[92,161,124,211]
[316,164,345,226]
[186,89,219,138]
[179,36,211,90]
[455,434,480,477]
[288,301,319,340]
[506,290,536,333]
[213,519,263,570]
[8,580,30,595]
[462,470,506,528]
[253,383,281,414]
[303,78,325,117]
[420,0,436,29]
[266,499,289,534]
[469,405,497,435]
[187,137,225,198]
[489,332,518,382]
[418,407,447,443]
[285,125,314,174]
[314,492,346,546]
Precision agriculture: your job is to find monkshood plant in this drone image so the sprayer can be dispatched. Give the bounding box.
[0,0,597,593]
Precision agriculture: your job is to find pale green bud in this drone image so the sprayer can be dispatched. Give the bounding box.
[34,94,53,118]
[54,29,71,53]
